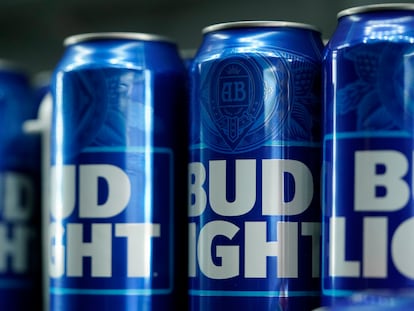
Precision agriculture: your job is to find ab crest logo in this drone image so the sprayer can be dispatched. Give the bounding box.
[201,54,290,153]
[216,61,254,150]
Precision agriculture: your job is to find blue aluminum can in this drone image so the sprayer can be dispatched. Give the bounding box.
[49,32,188,310]
[188,21,323,311]
[0,62,42,309]
[322,3,414,307]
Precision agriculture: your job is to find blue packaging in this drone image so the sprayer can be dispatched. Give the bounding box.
[188,21,323,311]
[322,3,414,306]
[49,32,188,310]
[0,61,42,309]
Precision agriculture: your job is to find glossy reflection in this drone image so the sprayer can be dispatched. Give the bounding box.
[50,33,187,311]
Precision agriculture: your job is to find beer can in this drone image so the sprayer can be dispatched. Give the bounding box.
[49,32,187,310]
[0,61,42,309]
[188,21,323,310]
[322,3,414,306]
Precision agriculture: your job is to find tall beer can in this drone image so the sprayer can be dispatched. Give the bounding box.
[0,61,42,309]
[188,21,323,311]
[322,3,414,307]
[49,32,187,310]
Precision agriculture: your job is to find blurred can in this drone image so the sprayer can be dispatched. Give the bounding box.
[188,21,323,311]
[322,3,414,307]
[49,32,187,310]
[0,61,42,309]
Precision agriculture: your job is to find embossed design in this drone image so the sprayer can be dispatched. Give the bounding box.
[199,52,320,153]
[336,43,414,131]
[282,52,320,141]
[212,60,258,149]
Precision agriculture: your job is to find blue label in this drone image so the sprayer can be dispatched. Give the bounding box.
[49,149,173,295]
[323,135,414,300]
[189,145,321,310]
[323,36,414,306]
[50,60,188,309]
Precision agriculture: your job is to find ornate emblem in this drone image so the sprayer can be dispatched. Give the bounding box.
[212,60,258,150]
[200,54,291,153]
[336,43,414,131]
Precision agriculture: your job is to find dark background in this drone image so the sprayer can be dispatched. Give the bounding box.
[0,0,409,75]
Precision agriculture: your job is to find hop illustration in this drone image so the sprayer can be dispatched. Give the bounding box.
[345,45,381,83]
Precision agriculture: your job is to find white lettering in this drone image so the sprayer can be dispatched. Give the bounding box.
[49,165,163,279]
[198,220,239,279]
[355,150,409,212]
[79,165,131,218]
[330,215,414,279]
[66,223,112,277]
[188,222,197,277]
[0,224,31,273]
[245,221,298,278]
[301,222,321,278]
[392,217,414,278]
[262,159,313,216]
[209,160,256,216]
[188,163,207,217]
[3,173,34,221]
[329,217,359,277]
[363,217,387,278]
[115,223,160,277]
[188,159,319,279]
[50,165,76,220]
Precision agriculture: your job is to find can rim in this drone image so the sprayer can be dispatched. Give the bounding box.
[64,32,175,46]
[202,20,320,34]
[338,3,414,19]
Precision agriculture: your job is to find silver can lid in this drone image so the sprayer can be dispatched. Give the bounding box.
[64,32,175,46]
[338,3,414,19]
[202,20,320,34]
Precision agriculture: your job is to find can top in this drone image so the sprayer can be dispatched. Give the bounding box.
[202,20,320,34]
[338,3,414,19]
[63,32,175,46]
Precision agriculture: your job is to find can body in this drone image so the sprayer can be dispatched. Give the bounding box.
[50,33,187,310]
[0,65,42,309]
[189,22,323,311]
[322,4,414,306]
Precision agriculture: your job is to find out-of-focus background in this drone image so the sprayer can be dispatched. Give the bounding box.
[0,0,409,74]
